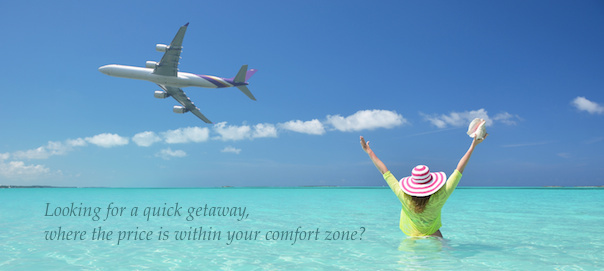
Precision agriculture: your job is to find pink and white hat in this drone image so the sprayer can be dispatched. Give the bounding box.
[399,165,447,197]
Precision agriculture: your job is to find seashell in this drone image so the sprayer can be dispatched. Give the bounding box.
[467,118,487,140]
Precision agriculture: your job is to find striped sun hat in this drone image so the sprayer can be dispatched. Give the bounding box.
[399,165,447,197]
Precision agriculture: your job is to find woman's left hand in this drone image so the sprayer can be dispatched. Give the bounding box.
[360,136,371,153]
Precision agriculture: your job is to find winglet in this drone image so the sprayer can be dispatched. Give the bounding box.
[184,22,189,27]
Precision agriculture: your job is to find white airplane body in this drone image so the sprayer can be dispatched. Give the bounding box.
[99,23,256,123]
[99,65,233,88]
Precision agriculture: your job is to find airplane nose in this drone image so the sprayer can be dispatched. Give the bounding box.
[98,65,111,75]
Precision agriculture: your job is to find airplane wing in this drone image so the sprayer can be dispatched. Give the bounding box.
[153,23,189,76]
[157,84,212,123]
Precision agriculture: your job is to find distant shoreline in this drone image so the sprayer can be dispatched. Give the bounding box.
[2,185,604,189]
[0,185,76,188]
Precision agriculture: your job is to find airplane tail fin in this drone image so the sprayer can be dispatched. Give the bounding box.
[234,65,257,100]
[233,65,257,83]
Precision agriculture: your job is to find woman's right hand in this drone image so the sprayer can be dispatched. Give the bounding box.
[472,133,488,146]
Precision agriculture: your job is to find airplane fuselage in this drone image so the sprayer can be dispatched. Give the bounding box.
[97,23,256,123]
[98,64,243,89]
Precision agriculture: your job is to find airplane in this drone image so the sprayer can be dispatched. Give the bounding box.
[98,23,257,123]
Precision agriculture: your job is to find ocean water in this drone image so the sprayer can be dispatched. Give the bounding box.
[1,187,603,270]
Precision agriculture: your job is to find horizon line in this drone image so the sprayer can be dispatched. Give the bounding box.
[1,185,603,189]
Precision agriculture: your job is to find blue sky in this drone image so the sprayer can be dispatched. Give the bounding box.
[1,0,603,187]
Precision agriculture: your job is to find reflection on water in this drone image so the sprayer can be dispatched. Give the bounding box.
[396,236,504,270]
[397,237,450,269]
[398,236,447,252]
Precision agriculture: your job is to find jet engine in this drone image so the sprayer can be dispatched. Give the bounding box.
[154,91,170,99]
[146,61,158,69]
[156,44,169,52]
[173,106,188,114]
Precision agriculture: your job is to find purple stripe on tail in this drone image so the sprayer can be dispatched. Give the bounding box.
[199,75,230,88]
[245,69,257,82]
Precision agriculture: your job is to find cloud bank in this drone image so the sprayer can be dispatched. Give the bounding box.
[3,108,520,181]
[4,109,405,159]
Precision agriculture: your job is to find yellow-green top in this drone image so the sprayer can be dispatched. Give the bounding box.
[383,170,462,236]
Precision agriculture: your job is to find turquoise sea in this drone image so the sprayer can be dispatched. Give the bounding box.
[1,187,603,270]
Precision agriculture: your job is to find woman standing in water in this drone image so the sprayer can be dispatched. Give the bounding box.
[360,134,486,238]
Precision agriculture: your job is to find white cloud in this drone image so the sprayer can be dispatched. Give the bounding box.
[132,131,162,147]
[163,127,209,144]
[0,160,52,180]
[326,110,406,132]
[12,146,50,160]
[12,139,86,160]
[493,112,521,125]
[422,116,447,129]
[86,133,129,148]
[279,119,325,135]
[67,138,87,147]
[213,122,252,141]
[212,122,277,141]
[422,109,492,128]
[572,96,604,115]
[155,148,187,160]
[0,153,9,160]
[423,109,522,128]
[252,123,278,138]
[221,146,242,154]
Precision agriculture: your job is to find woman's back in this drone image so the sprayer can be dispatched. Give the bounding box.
[361,132,486,238]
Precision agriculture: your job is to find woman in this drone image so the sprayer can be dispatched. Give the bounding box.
[360,134,486,238]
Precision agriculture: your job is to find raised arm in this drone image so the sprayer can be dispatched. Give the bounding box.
[456,134,487,174]
[360,136,389,174]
